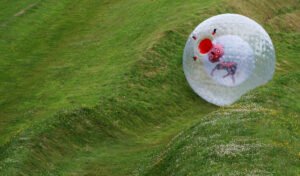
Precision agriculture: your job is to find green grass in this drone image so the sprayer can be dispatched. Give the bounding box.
[0,0,217,145]
[142,79,300,175]
[0,0,299,175]
[140,1,300,175]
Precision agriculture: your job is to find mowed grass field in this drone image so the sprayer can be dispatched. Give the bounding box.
[0,0,299,175]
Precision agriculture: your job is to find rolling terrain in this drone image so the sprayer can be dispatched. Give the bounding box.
[0,0,299,175]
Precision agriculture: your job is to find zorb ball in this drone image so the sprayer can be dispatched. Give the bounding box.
[183,14,275,106]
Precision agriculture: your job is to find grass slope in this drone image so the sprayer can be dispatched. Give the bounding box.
[142,0,300,175]
[0,0,299,175]
[1,0,218,175]
[0,0,217,145]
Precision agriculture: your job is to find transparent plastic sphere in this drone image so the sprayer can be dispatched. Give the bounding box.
[183,14,275,106]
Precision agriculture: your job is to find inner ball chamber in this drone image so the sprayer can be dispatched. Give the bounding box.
[202,35,255,87]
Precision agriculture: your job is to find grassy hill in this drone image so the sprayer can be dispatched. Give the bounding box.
[141,1,300,175]
[0,0,299,175]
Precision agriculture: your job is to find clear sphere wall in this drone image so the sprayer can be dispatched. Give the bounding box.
[183,14,275,106]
